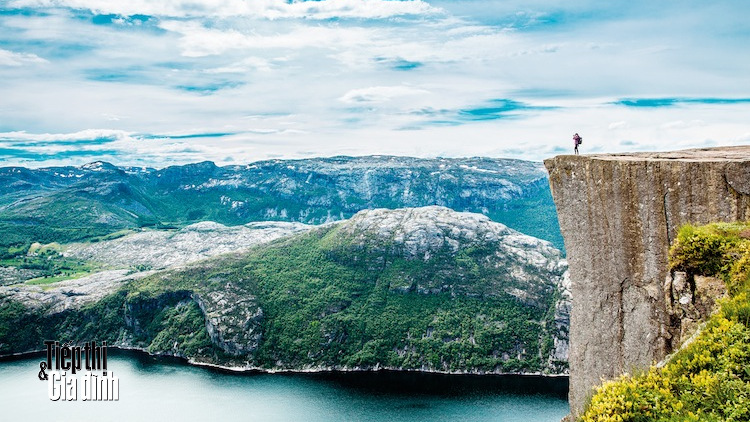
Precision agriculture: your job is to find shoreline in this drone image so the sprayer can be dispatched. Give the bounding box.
[0,345,569,379]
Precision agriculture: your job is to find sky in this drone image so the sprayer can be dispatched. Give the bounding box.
[0,0,749,168]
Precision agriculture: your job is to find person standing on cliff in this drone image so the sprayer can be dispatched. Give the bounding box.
[573,133,582,155]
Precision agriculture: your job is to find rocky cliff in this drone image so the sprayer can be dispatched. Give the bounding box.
[544,146,750,415]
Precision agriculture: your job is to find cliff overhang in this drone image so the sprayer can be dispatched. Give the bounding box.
[544,146,750,415]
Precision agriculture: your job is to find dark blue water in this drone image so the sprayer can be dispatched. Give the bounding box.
[0,351,569,421]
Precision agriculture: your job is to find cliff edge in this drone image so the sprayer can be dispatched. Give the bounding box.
[544,146,750,415]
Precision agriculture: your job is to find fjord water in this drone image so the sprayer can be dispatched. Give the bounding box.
[1,351,568,421]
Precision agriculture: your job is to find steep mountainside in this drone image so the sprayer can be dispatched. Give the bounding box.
[0,157,562,250]
[0,207,569,374]
[544,146,750,415]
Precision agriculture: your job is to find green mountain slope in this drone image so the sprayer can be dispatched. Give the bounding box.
[0,207,570,374]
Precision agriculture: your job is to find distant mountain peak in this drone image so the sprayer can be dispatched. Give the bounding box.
[79,161,119,171]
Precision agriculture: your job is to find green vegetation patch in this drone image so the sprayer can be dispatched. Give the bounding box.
[0,243,97,285]
[0,290,221,361]
[146,301,214,357]
[582,222,750,422]
[120,225,559,372]
[25,272,93,287]
[0,220,563,372]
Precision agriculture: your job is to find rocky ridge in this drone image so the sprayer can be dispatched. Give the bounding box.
[0,156,562,250]
[334,206,567,306]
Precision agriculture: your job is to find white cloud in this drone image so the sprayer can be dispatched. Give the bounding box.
[608,121,628,130]
[102,113,129,121]
[204,57,279,74]
[0,0,748,168]
[10,0,439,19]
[159,20,381,57]
[0,129,132,142]
[339,86,430,104]
[0,49,48,66]
[660,120,705,130]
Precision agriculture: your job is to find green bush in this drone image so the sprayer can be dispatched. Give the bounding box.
[669,224,733,277]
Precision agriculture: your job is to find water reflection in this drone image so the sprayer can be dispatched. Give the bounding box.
[1,349,569,422]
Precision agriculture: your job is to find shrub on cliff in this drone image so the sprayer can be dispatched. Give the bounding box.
[582,222,750,422]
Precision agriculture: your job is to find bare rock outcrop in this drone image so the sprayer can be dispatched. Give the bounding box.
[192,282,264,356]
[66,221,311,270]
[0,269,153,313]
[334,206,568,307]
[545,146,750,416]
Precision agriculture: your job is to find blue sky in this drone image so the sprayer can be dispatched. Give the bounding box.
[0,0,749,167]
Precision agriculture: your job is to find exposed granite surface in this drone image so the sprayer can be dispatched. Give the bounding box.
[544,146,750,415]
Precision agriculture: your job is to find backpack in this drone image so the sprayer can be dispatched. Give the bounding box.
[578,137,582,145]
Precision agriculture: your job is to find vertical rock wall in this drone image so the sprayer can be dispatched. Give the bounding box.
[544,146,750,416]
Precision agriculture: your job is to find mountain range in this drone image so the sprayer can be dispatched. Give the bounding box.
[0,156,570,375]
[0,156,562,250]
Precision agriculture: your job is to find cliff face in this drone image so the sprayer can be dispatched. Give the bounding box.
[544,146,750,415]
